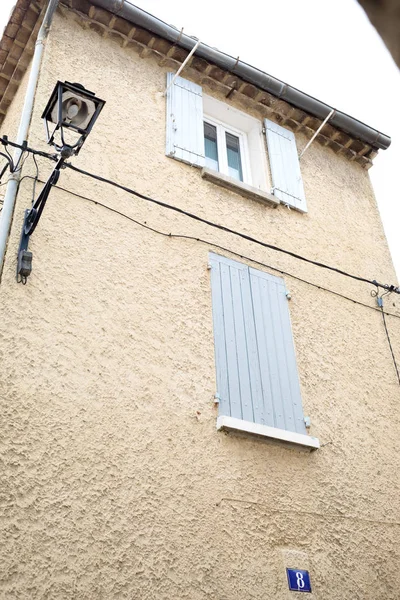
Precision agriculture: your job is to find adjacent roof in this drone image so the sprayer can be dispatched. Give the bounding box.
[358,0,400,69]
[0,0,391,168]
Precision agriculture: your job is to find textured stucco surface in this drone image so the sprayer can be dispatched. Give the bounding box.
[1,7,400,599]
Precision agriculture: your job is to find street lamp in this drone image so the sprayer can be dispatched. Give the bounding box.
[42,81,105,156]
[17,81,105,283]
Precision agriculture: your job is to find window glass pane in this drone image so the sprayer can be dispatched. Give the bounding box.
[204,122,219,171]
[225,132,243,181]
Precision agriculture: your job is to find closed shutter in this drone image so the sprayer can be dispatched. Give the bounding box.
[166,73,205,168]
[264,118,307,213]
[209,252,307,436]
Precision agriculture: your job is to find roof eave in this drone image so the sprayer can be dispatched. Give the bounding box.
[89,0,390,151]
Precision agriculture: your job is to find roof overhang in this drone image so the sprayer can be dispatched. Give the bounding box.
[0,0,45,121]
[0,0,391,169]
[90,0,391,152]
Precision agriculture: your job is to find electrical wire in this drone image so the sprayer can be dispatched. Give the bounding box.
[1,136,399,296]
[1,173,39,189]
[0,151,14,181]
[66,161,400,295]
[14,151,29,174]
[30,176,398,321]
[0,144,30,185]
[2,155,41,196]
[3,144,13,164]
[17,168,400,383]
[217,497,400,527]
[379,301,400,385]
[0,138,57,162]
[31,154,39,204]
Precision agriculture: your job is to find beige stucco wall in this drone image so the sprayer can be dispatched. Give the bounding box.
[1,7,400,599]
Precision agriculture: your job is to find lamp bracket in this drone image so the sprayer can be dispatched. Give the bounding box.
[16,154,65,283]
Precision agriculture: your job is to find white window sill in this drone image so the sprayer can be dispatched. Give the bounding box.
[217,416,320,450]
[201,168,279,208]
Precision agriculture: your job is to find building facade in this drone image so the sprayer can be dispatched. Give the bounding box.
[1,1,400,598]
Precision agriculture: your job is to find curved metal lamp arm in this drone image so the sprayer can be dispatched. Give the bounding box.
[23,156,64,236]
[17,156,65,282]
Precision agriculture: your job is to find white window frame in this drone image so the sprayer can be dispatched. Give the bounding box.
[203,116,252,185]
[203,95,269,193]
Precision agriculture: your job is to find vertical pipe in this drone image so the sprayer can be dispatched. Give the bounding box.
[0,0,59,277]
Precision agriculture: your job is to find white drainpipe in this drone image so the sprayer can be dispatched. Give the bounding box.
[0,0,59,277]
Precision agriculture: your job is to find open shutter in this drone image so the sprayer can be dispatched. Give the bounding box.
[209,253,256,423]
[249,266,307,435]
[166,73,205,168]
[264,118,307,213]
[209,252,307,436]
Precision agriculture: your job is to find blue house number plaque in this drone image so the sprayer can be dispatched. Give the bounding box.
[286,568,312,593]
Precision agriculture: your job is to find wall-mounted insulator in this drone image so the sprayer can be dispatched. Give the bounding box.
[377,297,383,308]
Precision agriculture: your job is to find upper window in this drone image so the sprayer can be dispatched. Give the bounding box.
[165,72,307,213]
[204,119,248,183]
[202,93,267,191]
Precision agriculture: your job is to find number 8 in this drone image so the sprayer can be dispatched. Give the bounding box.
[296,572,305,589]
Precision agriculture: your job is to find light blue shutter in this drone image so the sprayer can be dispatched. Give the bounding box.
[209,253,255,422]
[249,266,307,435]
[264,118,307,213]
[209,252,307,435]
[166,73,205,168]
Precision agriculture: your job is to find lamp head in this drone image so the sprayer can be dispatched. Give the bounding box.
[42,81,105,155]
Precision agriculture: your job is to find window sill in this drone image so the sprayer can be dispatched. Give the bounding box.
[216,416,320,450]
[201,168,279,208]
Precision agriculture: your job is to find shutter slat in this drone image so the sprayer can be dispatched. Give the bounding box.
[275,130,288,194]
[254,275,287,431]
[230,267,253,423]
[276,278,307,434]
[240,268,265,425]
[269,279,296,432]
[247,273,275,428]
[264,118,307,213]
[209,257,230,417]
[166,73,205,167]
[220,262,243,420]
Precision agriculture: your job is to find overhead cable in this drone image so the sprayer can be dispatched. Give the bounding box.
[66,161,400,295]
[2,136,400,296]
[379,299,400,386]
[23,175,398,321]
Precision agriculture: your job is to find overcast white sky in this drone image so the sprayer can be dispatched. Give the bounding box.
[1,0,399,279]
